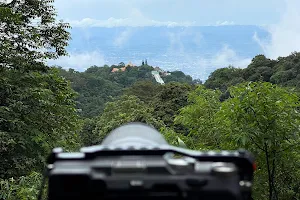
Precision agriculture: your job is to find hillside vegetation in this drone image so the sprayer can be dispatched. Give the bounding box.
[205,53,300,93]
[0,1,299,200]
[57,64,195,118]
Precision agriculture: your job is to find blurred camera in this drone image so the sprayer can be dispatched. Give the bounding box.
[46,123,255,200]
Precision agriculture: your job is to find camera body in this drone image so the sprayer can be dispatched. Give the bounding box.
[46,123,255,200]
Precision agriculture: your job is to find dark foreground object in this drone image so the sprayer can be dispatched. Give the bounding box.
[45,123,255,200]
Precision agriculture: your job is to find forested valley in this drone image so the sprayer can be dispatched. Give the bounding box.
[0,1,299,200]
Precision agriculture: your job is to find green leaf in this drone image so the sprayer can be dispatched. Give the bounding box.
[177,137,187,148]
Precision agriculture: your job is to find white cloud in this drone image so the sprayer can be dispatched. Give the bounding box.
[166,28,203,55]
[167,32,185,53]
[211,45,251,67]
[215,21,235,26]
[193,33,204,46]
[160,45,252,81]
[164,28,251,80]
[113,28,133,47]
[67,8,196,28]
[48,51,105,71]
[196,45,251,80]
[68,17,196,28]
[253,32,269,54]
[253,0,300,59]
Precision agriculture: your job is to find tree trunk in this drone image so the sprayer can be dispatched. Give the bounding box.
[271,151,278,200]
[265,143,273,200]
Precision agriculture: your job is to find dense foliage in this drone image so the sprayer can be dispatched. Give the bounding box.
[1,1,79,199]
[205,52,300,92]
[57,64,194,118]
[175,82,300,200]
[1,1,299,200]
[218,82,300,200]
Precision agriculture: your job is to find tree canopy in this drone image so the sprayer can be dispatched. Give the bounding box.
[205,52,300,92]
[0,0,70,71]
[93,95,165,144]
[57,65,194,118]
[0,0,80,179]
[176,82,300,200]
[218,82,300,200]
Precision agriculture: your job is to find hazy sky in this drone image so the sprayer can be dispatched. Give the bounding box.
[50,0,300,77]
[54,0,286,26]
[52,0,300,59]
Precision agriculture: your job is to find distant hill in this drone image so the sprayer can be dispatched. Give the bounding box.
[58,52,300,117]
[58,64,195,118]
[204,52,300,99]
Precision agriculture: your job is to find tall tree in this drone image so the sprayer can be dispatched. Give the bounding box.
[0,0,79,178]
[123,80,161,104]
[164,71,194,84]
[174,85,222,149]
[217,82,300,200]
[270,52,300,87]
[118,62,125,67]
[205,66,245,92]
[79,118,98,146]
[0,0,70,71]
[152,82,193,133]
[93,95,164,144]
[0,68,81,178]
[243,55,275,82]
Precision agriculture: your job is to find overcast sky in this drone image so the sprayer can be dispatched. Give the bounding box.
[54,0,286,27]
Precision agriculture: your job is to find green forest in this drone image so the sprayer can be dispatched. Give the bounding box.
[0,1,299,200]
